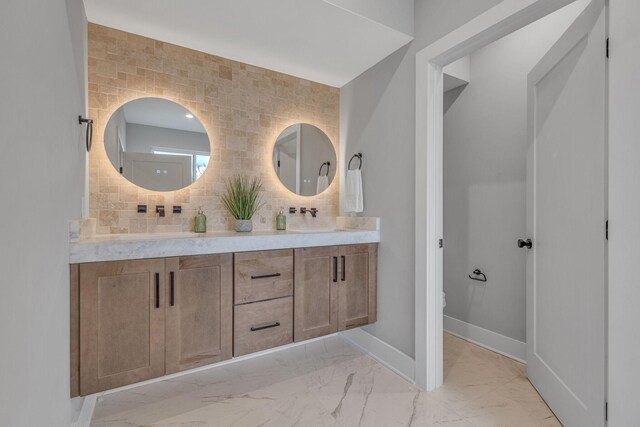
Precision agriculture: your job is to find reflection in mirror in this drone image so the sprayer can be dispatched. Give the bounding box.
[272,124,336,196]
[104,98,211,192]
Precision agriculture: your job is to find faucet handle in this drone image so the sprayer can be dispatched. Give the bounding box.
[289,207,297,214]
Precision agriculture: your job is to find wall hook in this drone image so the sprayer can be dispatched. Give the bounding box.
[79,115,94,152]
[469,269,487,282]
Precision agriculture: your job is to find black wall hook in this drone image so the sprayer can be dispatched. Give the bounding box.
[79,116,94,152]
[469,269,487,282]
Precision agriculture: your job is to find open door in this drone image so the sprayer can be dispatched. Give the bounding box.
[526,1,606,426]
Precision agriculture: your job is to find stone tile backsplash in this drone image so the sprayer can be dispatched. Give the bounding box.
[88,24,339,234]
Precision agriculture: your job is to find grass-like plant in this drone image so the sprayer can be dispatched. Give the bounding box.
[220,175,265,220]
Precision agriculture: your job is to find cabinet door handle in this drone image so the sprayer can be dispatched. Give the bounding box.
[155,273,160,308]
[333,257,338,282]
[170,272,175,306]
[251,273,281,280]
[250,321,281,331]
[341,256,346,281]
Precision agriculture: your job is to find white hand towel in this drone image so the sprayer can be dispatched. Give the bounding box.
[345,169,364,213]
[316,175,329,194]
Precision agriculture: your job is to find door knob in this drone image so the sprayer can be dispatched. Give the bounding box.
[517,239,533,249]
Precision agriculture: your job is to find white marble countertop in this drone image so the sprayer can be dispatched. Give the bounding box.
[70,225,380,264]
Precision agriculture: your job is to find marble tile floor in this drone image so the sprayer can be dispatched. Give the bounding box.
[91,333,560,426]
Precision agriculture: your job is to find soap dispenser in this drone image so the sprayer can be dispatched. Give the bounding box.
[276,208,286,231]
[194,207,207,233]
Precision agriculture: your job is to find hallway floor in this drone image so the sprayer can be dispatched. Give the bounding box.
[91,333,560,426]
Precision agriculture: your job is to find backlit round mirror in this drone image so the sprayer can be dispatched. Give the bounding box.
[272,124,336,196]
[104,98,211,192]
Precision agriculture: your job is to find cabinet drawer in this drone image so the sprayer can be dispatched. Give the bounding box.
[234,297,293,356]
[234,250,293,304]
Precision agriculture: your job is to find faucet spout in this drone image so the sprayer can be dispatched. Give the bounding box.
[300,207,318,218]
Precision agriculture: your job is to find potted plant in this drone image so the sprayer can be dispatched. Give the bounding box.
[220,175,264,232]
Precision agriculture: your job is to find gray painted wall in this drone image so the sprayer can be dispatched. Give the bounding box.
[0,0,87,425]
[340,0,503,358]
[442,2,586,343]
[608,0,640,424]
[126,123,210,155]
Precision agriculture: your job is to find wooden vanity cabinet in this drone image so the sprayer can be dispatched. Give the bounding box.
[72,244,376,396]
[337,244,377,330]
[165,254,233,374]
[294,246,339,341]
[233,250,294,356]
[78,259,166,395]
[294,244,377,341]
[75,255,233,395]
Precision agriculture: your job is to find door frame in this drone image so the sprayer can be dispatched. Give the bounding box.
[414,0,580,390]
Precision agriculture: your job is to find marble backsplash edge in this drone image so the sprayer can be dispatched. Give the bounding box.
[336,216,380,231]
[69,218,97,242]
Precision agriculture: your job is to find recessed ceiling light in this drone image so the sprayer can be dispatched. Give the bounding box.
[185,114,194,119]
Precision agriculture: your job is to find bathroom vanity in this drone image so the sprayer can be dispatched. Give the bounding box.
[70,227,379,396]
[72,72,370,397]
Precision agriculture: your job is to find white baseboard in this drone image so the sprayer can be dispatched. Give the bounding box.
[71,395,96,427]
[339,328,416,384]
[443,315,526,363]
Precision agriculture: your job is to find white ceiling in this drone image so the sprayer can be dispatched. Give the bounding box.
[122,98,207,133]
[82,0,414,87]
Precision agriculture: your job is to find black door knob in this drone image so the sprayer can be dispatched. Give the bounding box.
[517,239,533,249]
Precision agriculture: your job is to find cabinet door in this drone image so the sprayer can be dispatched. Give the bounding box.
[165,254,233,374]
[294,246,339,341]
[338,244,378,331]
[79,259,165,395]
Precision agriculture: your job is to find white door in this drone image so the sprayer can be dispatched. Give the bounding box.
[526,1,606,426]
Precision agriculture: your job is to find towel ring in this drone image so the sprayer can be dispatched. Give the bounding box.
[79,115,94,152]
[348,153,362,170]
[469,269,487,282]
[318,161,330,176]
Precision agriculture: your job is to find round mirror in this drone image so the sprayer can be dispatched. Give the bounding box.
[104,98,211,192]
[272,124,336,196]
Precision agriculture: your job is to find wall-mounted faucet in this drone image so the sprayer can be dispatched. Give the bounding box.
[300,207,318,218]
[156,205,165,217]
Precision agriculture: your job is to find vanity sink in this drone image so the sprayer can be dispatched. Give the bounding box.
[288,228,347,233]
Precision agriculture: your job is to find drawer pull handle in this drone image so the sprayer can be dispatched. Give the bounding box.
[333,257,338,282]
[341,256,346,281]
[251,273,281,280]
[155,273,160,308]
[250,321,281,331]
[170,272,175,306]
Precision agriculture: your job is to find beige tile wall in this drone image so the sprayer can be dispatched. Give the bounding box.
[88,24,340,234]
